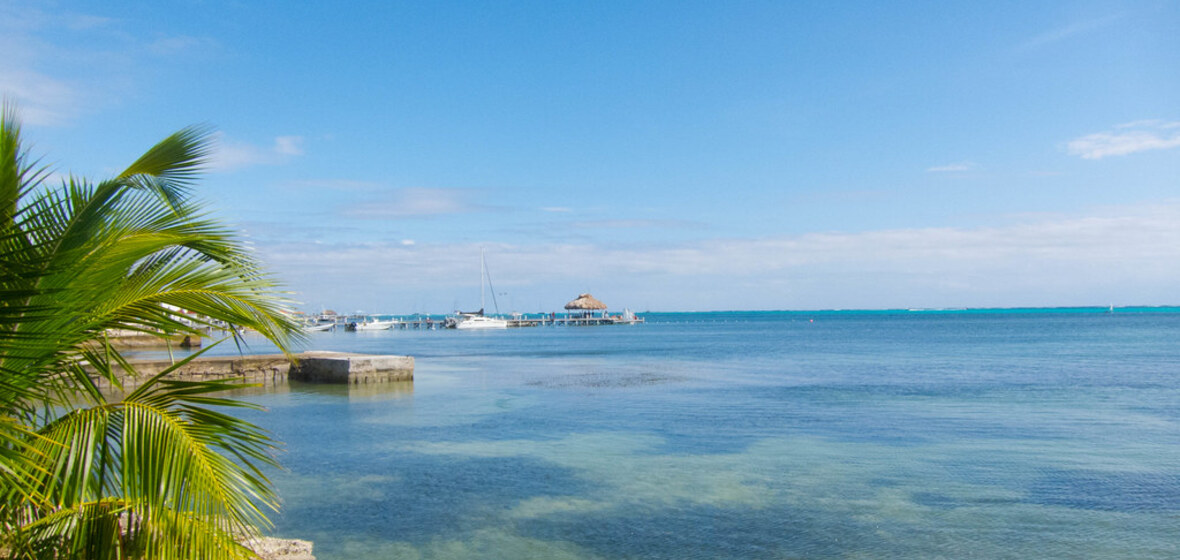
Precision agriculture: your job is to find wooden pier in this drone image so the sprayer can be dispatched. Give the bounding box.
[310,307,645,331]
[391,318,444,329]
[309,293,643,332]
[383,314,644,329]
[506,315,644,327]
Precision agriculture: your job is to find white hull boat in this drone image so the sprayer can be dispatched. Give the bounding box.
[349,319,398,331]
[447,250,508,330]
[453,314,508,330]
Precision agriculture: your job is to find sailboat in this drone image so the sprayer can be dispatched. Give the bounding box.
[450,251,508,330]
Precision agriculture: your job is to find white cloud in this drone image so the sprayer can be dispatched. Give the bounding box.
[146,35,218,56]
[60,14,115,31]
[1115,119,1180,130]
[0,69,79,126]
[343,188,486,219]
[0,4,215,126]
[568,219,700,230]
[0,5,87,125]
[1017,14,1123,51]
[280,179,382,192]
[273,135,305,156]
[207,133,306,171]
[261,202,1180,311]
[1067,121,1180,159]
[926,162,977,173]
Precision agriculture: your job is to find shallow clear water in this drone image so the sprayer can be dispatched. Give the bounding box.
[206,311,1180,559]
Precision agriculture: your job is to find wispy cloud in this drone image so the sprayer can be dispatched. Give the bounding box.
[0,4,216,126]
[273,136,305,156]
[1017,14,1124,51]
[0,68,80,126]
[146,35,218,56]
[0,4,84,125]
[282,179,384,192]
[1067,121,1180,159]
[207,133,306,171]
[926,162,977,173]
[568,219,701,230]
[262,202,1180,311]
[343,187,489,219]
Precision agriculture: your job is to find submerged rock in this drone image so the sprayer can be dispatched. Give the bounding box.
[249,537,315,560]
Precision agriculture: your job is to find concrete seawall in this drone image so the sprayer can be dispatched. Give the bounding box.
[92,351,413,390]
[289,351,415,384]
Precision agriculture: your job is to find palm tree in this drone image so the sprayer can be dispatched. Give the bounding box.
[0,104,303,559]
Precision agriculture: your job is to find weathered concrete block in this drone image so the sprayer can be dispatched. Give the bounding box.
[93,351,413,390]
[93,354,292,391]
[289,351,414,384]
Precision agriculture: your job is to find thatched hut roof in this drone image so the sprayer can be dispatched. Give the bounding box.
[564,293,607,310]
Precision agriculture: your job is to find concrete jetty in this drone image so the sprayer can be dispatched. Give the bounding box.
[289,351,415,384]
[92,351,413,390]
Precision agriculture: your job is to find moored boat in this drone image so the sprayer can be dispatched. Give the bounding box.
[347,318,398,331]
[453,313,508,330]
[446,250,507,330]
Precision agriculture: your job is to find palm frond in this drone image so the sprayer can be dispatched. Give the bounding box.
[118,125,213,210]
[1,102,53,228]
[16,360,279,559]
[1,109,300,559]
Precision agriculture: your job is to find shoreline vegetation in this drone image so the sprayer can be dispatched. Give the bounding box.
[0,106,310,559]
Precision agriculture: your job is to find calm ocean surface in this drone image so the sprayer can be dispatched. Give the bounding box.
[183,310,1180,559]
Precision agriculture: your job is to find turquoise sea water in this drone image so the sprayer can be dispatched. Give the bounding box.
[196,310,1180,559]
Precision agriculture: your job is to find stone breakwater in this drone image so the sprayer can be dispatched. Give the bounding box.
[90,351,414,390]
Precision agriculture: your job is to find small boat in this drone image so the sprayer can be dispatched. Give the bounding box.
[347,318,398,331]
[447,250,507,330]
[453,311,508,330]
[303,322,336,332]
[611,308,643,324]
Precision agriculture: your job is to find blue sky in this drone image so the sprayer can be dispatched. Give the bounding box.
[3,0,1179,312]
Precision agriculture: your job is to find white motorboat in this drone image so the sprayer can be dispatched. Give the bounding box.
[302,322,336,332]
[348,318,398,331]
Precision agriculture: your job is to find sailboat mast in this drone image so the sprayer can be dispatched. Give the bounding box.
[480,249,486,313]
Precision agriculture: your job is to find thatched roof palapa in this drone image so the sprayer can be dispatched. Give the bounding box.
[564,293,607,310]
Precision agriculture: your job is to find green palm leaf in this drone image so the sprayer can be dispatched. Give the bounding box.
[0,104,302,559]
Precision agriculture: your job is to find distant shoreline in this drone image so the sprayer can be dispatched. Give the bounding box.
[638,305,1180,315]
[320,306,1180,319]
